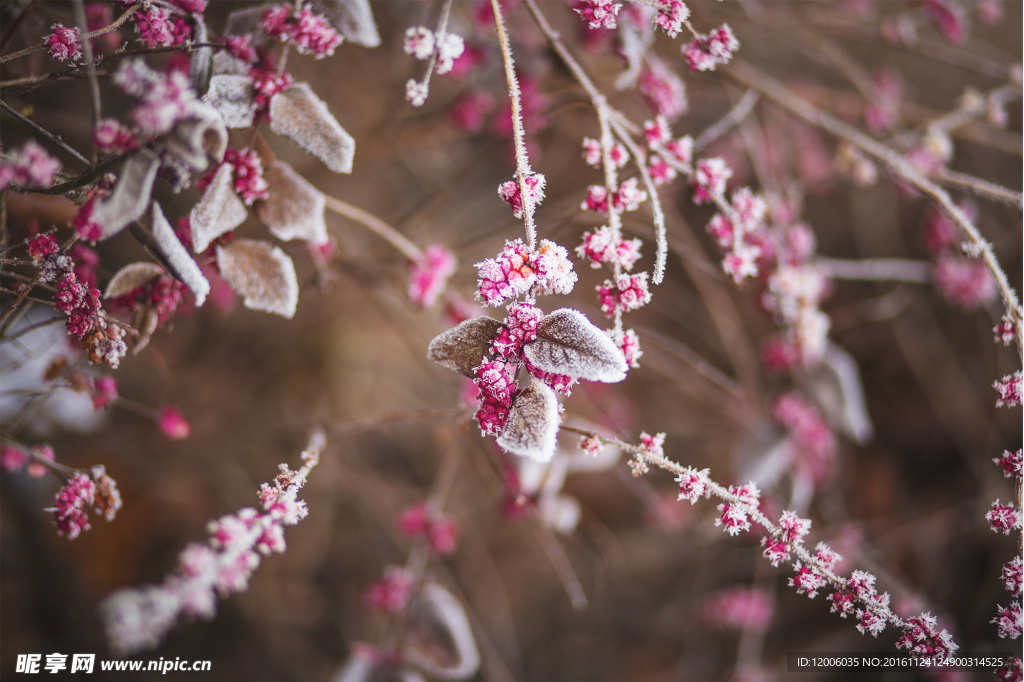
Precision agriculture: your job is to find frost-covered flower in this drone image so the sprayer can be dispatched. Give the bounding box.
[51,474,96,539]
[653,0,689,37]
[691,157,732,203]
[814,542,842,572]
[404,26,435,60]
[115,60,196,136]
[134,7,177,48]
[986,500,1022,535]
[1002,556,1023,595]
[993,314,1016,346]
[1,445,27,473]
[435,33,465,75]
[47,23,83,61]
[409,244,457,307]
[290,9,342,58]
[0,141,61,191]
[597,272,651,317]
[639,59,687,120]
[613,177,647,211]
[581,138,603,167]
[405,79,429,107]
[498,173,546,219]
[994,372,1022,408]
[663,136,693,166]
[475,239,537,306]
[993,449,1022,480]
[675,467,708,504]
[533,239,577,296]
[611,327,643,368]
[647,156,676,186]
[991,603,1022,640]
[574,0,622,30]
[93,119,138,153]
[90,376,119,410]
[365,567,415,613]
[790,564,827,598]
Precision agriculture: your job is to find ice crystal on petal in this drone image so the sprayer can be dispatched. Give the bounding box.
[1002,556,1023,595]
[653,0,689,37]
[574,0,622,30]
[404,26,435,60]
[987,500,1022,535]
[993,449,1023,480]
[435,33,465,75]
[47,24,83,61]
[790,564,827,598]
[474,239,537,307]
[994,372,1023,408]
[534,240,577,297]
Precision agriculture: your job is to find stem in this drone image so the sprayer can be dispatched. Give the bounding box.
[490,0,537,248]
[693,89,760,153]
[71,0,102,150]
[321,194,423,262]
[929,167,1023,210]
[815,257,933,284]
[0,269,42,331]
[0,98,91,167]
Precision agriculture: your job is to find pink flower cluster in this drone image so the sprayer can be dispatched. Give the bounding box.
[986,501,1021,535]
[683,24,739,72]
[46,23,83,61]
[701,588,773,630]
[993,314,1016,346]
[993,449,1022,480]
[491,302,542,359]
[714,482,759,536]
[91,376,119,410]
[250,68,293,117]
[896,613,960,660]
[497,173,546,219]
[638,60,687,120]
[990,603,1022,640]
[597,272,651,317]
[761,510,811,567]
[159,405,192,440]
[675,466,709,504]
[576,226,642,271]
[114,59,197,136]
[54,273,102,339]
[101,437,321,655]
[581,138,626,169]
[1,443,54,478]
[260,5,342,58]
[789,544,840,599]
[47,465,122,540]
[0,141,61,191]
[409,244,457,307]
[581,178,648,214]
[827,570,892,637]
[133,7,189,49]
[993,372,1022,408]
[610,327,642,368]
[921,0,966,44]
[933,254,996,310]
[771,393,836,482]
[225,149,268,204]
[398,503,461,556]
[93,119,138,154]
[574,0,622,30]
[474,238,576,307]
[653,0,690,37]
[474,360,516,435]
[27,234,59,260]
[365,567,415,613]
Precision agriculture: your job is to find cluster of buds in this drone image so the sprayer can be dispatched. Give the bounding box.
[197,148,269,205]
[920,204,996,310]
[408,244,457,307]
[260,5,342,58]
[1,443,54,478]
[574,0,622,31]
[474,237,576,307]
[0,141,61,191]
[48,466,123,540]
[402,26,465,74]
[45,23,82,62]
[683,24,739,72]
[398,503,461,556]
[714,482,760,536]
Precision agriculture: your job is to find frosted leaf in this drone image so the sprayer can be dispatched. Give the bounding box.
[146,203,210,306]
[202,75,256,129]
[523,309,627,383]
[104,262,165,299]
[190,163,248,253]
[215,239,298,318]
[224,4,274,43]
[211,51,250,76]
[190,15,213,93]
[270,83,355,174]
[312,0,381,48]
[497,380,560,462]
[165,102,228,173]
[427,316,503,378]
[538,494,581,535]
[804,342,874,444]
[403,583,480,681]
[92,149,161,240]
[256,161,328,244]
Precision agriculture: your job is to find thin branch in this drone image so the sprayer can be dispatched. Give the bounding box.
[72,0,102,145]
[929,167,1023,210]
[693,89,761,153]
[0,2,141,65]
[725,60,1023,365]
[0,98,91,167]
[322,194,423,262]
[815,257,932,284]
[490,0,537,248]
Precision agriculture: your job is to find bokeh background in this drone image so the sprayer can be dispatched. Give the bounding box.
[1,0,1021,679]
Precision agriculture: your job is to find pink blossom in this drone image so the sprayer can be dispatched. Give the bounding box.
[476,393,511,436]
[225,35,257,63]
[639,61,687,120]
[683,38,718,72]
[856,608,888,637]
[691,157,732,204]
[398,503,430,537]
[260,5,292,40]
[27,445,54,478]
[408,244,457,307]
[813,542,842,572]
[159,405,191,440]
[675,467,708,504]
[72,196,104,242]
[134,7,177,48]
[497,173,546,219]
[579,436,603,456]
[701,588,773,630]
[894,613,959,659]
[994,314,1016,346]
[93,119,138,154]
[474,239,537,306]
[828,591,857,618]
[647,156,676,186]
[779,510,811,544]
[1,445,27,473]
[993,449,1022,480]
[365,567,415,613]
[1003,556,1023,595]
[759,335,801,373]
[428,516,460,556]
[576,226,615,266]
[47,23,83,61]
[789,564,827,598]
[0,141,61,190]
[986,500,1021,535]
[921,0,966,43]
[492,302,542,358]
[52,474,96,539]
[225,149,268,204]
[582,185,610,214]
[933,255,995,309]
[524,357,577,395]
[290,9,342,58]
[448,90,494,132]
[716,502,751,535]
[992,603,1022,639]
[996,657,1022,681]
[90,376,119,410]
[993,372,1022,408]
[116,60,195,135]
[475,361,516,405]
[574,0,622,30]
[597,273,652,317]
[27,234,59,260]
[663,136,693,166]
[250,68,293,117]
[613,178,647,212]
[581,138,603,168]
[653,0,690,37]
[611,327,643,368]
[762,537,790,567]
[771,393,836,481]
[149,277,185,324]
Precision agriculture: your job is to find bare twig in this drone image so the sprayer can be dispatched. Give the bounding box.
[693,89,761,153]
[322,194,423,262]
[929,167,1023,210]
[0,98,91,167]
[816,257,933,284]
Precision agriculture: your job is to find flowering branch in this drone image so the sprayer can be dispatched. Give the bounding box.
[0,98,91,167]
[0,2,142,65]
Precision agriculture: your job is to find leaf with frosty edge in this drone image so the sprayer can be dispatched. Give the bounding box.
[203,75,256,129]
[164,102,228,174]
[427,316,503,378]
[312,0,381,48]
[403,583,480,681]
[256,161,328,245]
[497,380,560,462]
[523,308,627,383]
[146,202,210,307]
[216,239,299,318]
[270,83,355,174]
[92,148,161,240]
[104,262,165,300]
[190,163,248,253]
[805,342,874,445]
[190,15,213,94]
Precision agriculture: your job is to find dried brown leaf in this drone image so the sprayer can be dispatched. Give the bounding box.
[523,308,627,383]
[427,316,503,378]
[215,239,299,318]
[497,380,560,462]
[256,162,328,244]
[270,83,355,174]
[165,102,228,173]
[92,149,160,240]
[104,262,165,300]
[190,163,248,253]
